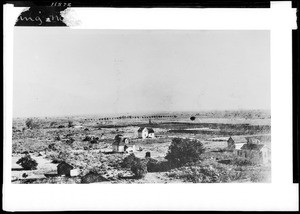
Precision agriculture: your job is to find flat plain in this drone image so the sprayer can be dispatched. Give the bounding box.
[11,110,271,184]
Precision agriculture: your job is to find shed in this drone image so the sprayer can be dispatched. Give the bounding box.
[57,161,74,176]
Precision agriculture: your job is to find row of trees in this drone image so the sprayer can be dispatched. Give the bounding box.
[98,115,177,121]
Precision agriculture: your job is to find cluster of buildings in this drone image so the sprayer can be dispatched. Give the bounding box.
[54,127,157,177]
[227,136,271,164]
[112,127,155,153]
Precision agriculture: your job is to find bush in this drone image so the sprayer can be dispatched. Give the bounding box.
[81,172,108,183]
[145,158,159,172]
[131,159,147,179]
[121,154,148,178]
[145,158,174,172]
[25,118,40,129]
[90,137,99,144]
[16,155,38,170]
[49,121,57,127]
[167,164,225,183]
[121,153,140,168]
[165,138,205,166]
[54,135,61,141]
[68,121,74,128]
[83,136,91,141]
[47,151,70,163]
[232,157,256,166]
[66,137,75,145]
[82,136,99,144]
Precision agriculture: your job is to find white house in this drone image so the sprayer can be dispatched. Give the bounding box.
[236,143,271,164]
[228,136,270,164]
[112,134,134,153]
[138,127,155,139]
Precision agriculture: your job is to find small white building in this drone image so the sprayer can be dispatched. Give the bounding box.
[228,136,270,164]
[138,127,155,139]
[112,134,134,153]
[236,143,271,164]
[70,169,80,177]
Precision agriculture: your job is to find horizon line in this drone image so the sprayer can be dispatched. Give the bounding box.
[12,108,271,119]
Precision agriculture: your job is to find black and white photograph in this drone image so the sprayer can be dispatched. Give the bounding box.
[11,28,272,184]
[3,1,298,211]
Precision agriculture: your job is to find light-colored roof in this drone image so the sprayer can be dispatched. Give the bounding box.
[235,143,246,150]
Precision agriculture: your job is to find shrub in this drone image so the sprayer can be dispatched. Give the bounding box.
[68,121,74,128]
[145,158,159,172]
[49,121,57,127]
[47,151,70,163]
[66,137,75,145]
[90,136,99,144]
[131,159,147,179]
[145,158,174,172]
[82,136,91,141]
[167,165,223,183]
[82,136,99,144]
[165,138,205,166]
[25,118,40,129]
[232,157,256,166]
[54,135,61,141]
[121,153,140,168]
[81,172,108,183]
[16,155,38,170]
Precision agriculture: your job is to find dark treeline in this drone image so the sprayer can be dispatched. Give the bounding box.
[97,115,177,121]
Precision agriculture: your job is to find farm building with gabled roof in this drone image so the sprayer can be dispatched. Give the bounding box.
[228,136,271,164]
[112,134,134,153]
[236,143,270,164]
[57,161,74,176]
[138,127,155,139]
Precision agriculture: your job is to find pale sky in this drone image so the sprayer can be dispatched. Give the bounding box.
[13,28,270,118]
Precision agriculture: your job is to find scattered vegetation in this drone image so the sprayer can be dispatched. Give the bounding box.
[16,155,38,170]
[81,172,108,183]
[25,118,40,129]
[12,110,271,184]
[68,121,74,128]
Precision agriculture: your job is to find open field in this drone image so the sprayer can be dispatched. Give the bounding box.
[11,110,271,184]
